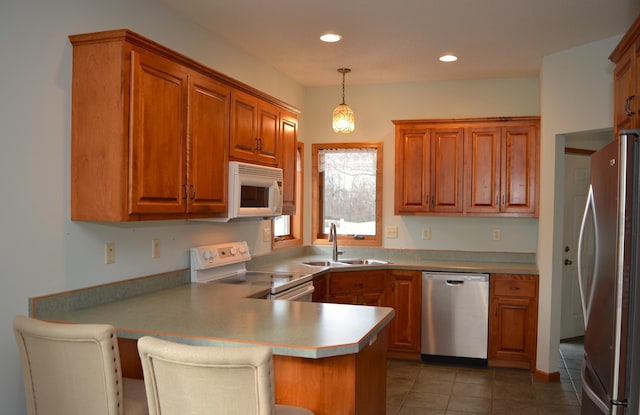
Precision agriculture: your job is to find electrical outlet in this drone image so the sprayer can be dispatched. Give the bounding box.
[422,228,431,240]
[492,229,502,241]
[263,227,272,242]
[105,242,115,264]
[152,239,160,258]
[385,226,398,238]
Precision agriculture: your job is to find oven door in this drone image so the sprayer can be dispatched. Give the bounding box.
[269,281,314,301]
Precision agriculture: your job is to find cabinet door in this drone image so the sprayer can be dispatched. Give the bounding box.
[431,128,464,212]
[464,127,501,213]
[187,74,230,214]
[129,50,187,214]
[256,101,279,166]
[386,270,421,352]
[279,110,298,215]
[614,48,635,136]
[230,90,259,162]
[501,125,537,214]
[230,90,279,166]
[328,270,386,305]
[489,273,538,369]
[489,296,537,364]
[395,128,431,213]
[311,274,327,302]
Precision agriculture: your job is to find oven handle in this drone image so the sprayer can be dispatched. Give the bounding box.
[270,282,315,301]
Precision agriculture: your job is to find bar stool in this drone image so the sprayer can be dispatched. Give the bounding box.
[137,336,314,415]
[13,315,148,415]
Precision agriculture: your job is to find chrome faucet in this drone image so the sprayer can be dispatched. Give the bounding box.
[328,222,343,261]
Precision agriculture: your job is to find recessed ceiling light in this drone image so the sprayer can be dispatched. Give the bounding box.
[320,33,342,43]
[439,54,458,62]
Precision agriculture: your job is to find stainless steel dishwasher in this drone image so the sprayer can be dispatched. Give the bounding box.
[421,271,489,364]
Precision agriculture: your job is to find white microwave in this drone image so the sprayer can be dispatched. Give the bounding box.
[226,161,283,220]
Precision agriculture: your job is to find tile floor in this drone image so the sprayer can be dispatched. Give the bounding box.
[386,338,585,415]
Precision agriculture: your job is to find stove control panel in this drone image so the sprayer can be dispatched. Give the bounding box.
[190,241,251,271]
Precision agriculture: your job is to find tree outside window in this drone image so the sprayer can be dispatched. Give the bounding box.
[312,142,382,246]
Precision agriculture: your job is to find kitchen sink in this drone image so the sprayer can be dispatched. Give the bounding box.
[339,258,390,265]
[301,258,390,267]
[301,260,349,267]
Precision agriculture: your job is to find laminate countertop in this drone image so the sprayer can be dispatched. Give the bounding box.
[34,279,395,359]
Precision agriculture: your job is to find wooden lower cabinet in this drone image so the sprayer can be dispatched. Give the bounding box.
[311,274,327,302]
[322,269,421,356]
[488,273,539,370]
[386,270,421,356]
[327,270,386,306]
[119,328,389,415]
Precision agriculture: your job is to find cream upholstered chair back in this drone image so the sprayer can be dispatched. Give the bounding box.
[137,336,314,415]
[13,315,148,415]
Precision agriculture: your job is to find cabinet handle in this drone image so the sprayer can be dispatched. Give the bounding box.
[510,286,521,291]
[625,96,636,116]
[190,185,197,200]
[184,184,189,200]
[496,195,499,206]
[391,283,395,292]
[255,137,263,151]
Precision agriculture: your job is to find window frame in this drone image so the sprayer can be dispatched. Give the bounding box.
[311,142,383,247]
[273,142,303,249]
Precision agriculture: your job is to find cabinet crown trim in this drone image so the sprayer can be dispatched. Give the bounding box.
[69,29,300,114]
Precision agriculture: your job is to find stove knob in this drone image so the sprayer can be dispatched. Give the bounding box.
[203,250,215,261]
[237,245,248,255]
[229,247,237,256]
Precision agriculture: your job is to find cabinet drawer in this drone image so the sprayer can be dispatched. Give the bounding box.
[493,277,537,298]
[330,271,385,295]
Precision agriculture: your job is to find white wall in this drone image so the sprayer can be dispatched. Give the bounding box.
[537,35,619,374]
[302,78,541,252]
[0,1,303,413]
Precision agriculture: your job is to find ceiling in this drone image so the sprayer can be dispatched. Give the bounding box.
[158,0,640,87]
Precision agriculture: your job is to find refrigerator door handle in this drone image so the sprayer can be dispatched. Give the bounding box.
[577,185,596,327]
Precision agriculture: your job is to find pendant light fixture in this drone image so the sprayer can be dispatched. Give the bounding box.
[332,68,355,133]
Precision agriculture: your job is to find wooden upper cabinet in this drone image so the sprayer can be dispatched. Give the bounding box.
[230,90,279,166]
[395,117,539,217]
[432,128,464,213]
[395,128,431,213]
[394,126,463,214]
[187,74,231,214]
[129,50,188,215]
[465,122,538,216]
[279,110,298,215]
[69,29,298,221]
[501,124,538,214]
[610,15,640,136]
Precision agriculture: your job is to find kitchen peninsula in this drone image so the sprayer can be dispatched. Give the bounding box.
[30,273,394,415]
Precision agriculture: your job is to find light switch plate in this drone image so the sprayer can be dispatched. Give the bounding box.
[262,227,272,242]
[152,239,160,258]
[422,228,431,240]
[492,229,502,241]
[385,226,398,238]
[104,242,115,264]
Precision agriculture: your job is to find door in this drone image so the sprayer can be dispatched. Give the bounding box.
[187,74,230,214]
[560,152,590,339]
[129,50,187,214]
[578,139,622,414]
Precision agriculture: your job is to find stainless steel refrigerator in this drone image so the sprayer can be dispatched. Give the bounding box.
[578,130,640,414]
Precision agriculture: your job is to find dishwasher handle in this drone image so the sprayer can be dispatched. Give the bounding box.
[422,272,489,283]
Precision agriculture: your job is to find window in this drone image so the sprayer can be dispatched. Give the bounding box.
[312,142,383,246]
[273,143,303,249]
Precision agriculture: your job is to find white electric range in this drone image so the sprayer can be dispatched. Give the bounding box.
[190,241,314,301]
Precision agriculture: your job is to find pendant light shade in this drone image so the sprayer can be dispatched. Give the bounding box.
[332,68,355,133]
